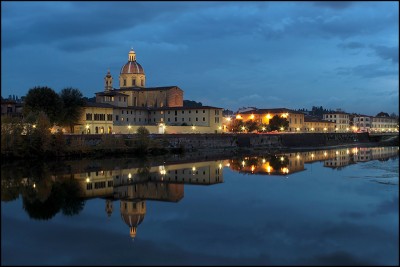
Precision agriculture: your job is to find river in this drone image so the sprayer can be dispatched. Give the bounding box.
[1,146,398,265]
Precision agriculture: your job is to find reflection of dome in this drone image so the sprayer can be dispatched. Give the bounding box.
[120,200,146,239]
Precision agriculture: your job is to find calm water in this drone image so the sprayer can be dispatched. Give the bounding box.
[1,146,399,266]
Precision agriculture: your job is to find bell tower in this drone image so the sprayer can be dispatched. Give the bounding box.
[104,69,113,91]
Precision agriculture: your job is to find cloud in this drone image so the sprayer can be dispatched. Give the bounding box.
[370,45,399,63]
[312,1,354,9]
[338,42,365,50]
[336,64,398,78]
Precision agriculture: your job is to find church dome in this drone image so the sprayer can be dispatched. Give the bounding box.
[120,61,145,75]
[120,48,145,75]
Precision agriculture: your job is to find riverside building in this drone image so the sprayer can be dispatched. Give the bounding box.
[76,49,223,134]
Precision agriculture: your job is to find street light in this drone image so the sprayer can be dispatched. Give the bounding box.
[128,125,132,134]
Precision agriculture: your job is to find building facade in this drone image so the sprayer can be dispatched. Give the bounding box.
[77,49,223,134]
[235,108,305,132]
[322,111,350,132]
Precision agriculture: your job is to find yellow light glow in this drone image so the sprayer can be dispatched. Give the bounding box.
[311,153,315,158]
[128,125,132,129]
[242,161,245,167]
[219,163,222,169]
[266,166,272,173]
[266,114,271,119]
[218,126,222,130]
[86,124,89,129]
[128,173,132,179]
[296,128,300,131]
[280,127,284,131]
[192,166,196,171]
[296,154,300,159]
[262,127,266,131]
[323,128,327,131]
[250,114,255,119]
[192,126,196,130]
[86,178,90,183]
[311,128,314,131]
[33,183,36,188]
[346,149,350,154]
[226,117,231,121]
[251,165,255,172]
[32,124,36,128]
[262,158,266,163]
[236,115,242,119]
[280,156,284,161]
[324,151,327,157]
[335,151,339,155]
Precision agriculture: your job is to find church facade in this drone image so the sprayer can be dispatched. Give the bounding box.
[76,49,223,134]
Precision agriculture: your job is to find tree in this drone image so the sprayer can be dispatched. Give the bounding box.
[23,86,63,125]
[59,88,85,133]
[269,115,289,131]
[244,120,259,132]
[136,126,150,153]
[230,119,245,132]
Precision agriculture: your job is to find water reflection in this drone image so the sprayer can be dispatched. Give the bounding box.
[228,146,399,175]
[1,146,398,240]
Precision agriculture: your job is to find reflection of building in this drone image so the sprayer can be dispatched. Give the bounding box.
[73,159,224,239]
[120,200,146,239]
[323,149,354,169]
[354,147,399,162]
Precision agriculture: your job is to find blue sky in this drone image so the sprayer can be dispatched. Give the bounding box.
[1,1,398,115]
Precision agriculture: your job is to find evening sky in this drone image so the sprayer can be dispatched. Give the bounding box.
[1,1,398,115]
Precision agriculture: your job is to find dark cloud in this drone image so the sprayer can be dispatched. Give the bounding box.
[370,45,399,63]
[312,1,354,9]
[338,42,365,50]
[336,64,398,78]
[299,251,377,266]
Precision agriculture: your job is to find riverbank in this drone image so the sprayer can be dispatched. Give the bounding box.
[1,132,397,160]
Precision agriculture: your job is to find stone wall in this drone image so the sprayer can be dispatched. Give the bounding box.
[64,132,372,150]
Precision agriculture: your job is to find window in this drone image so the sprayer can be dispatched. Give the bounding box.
[141,79,144,86]
[203,110,205,113]
[86,113,92,120]
[116,115,119,121]
[196,110,198,113]
[123,79,126,86]
[132,79,136,86]
[203,117,205,121]
[124,97,126,102]
[122,110,124,114]
[182,110,184,114]
[196,117,198,121]
[119,97,121,101]
[175,117,177,122]
[161,111,164,115]
[175,110,177,115]
[189,110,191,114]
[182,118,184,121]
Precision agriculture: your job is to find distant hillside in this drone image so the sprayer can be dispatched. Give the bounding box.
[183,100,202,107]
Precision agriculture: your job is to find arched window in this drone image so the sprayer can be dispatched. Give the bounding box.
[141,79,144,86]
[95,127,98,134]
[132,79,136,86]
[123,79,126,86]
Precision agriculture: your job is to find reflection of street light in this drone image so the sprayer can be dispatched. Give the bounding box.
[262,127,266,132]
[280,127,284,131]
